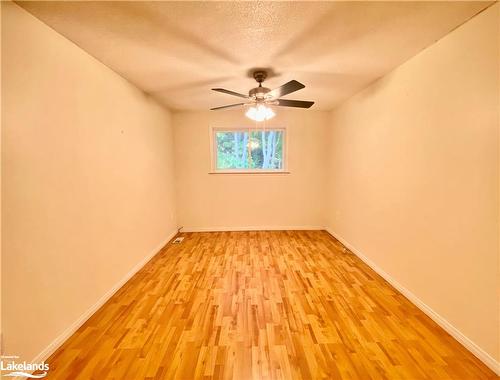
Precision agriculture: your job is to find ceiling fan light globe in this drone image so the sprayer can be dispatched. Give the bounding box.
[245,105,275,122]
[265,107,275,120]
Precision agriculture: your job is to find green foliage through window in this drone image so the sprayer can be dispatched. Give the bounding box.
[215,129,284,170]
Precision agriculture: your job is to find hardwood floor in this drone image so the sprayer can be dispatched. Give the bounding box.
[41,231,496,379]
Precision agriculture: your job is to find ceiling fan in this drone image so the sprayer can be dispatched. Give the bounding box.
[210,70,314,121]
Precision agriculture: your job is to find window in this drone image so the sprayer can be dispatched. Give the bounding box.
[211,128,286,173]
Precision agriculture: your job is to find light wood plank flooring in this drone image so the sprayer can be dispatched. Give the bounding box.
[40,231,496,379]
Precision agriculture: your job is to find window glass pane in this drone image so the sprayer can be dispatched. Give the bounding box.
[216,131,249,169]
[215,130,284,170]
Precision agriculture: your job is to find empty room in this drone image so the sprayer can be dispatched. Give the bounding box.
[1,1,499,379]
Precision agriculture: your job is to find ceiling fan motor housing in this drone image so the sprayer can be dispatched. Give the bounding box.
[249,86,271,100]
[249,70,271,100]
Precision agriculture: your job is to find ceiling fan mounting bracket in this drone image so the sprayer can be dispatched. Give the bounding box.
[253,70,267,85]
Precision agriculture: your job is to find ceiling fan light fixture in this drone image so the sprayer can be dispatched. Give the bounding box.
[245,104,275,122]
[211,70,314,112]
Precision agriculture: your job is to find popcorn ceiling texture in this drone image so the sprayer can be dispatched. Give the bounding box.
[16,1,491,111]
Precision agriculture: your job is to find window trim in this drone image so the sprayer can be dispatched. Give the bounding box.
[209,126,288,174]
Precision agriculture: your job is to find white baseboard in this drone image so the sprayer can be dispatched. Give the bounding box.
[181,226,324,232]
[30,229,178,366]
[25,227,499,376]
[325,227,500,375]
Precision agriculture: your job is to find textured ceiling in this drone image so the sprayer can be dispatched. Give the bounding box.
[17,1,491,111]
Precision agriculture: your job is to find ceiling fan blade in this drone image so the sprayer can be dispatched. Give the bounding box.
[268,80,305,99]
[275,99,314,108]
[210,103,246,110]
[212,88,248,99]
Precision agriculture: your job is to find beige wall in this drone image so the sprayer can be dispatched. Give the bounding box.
[498,3,500,364]
[0,0,3,354]
[2,2,177,362]
[2,0,499,372]
[173,109,328,231]
[326,4,499,364]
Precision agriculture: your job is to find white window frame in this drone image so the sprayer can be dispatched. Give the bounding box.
[209,126,289,174]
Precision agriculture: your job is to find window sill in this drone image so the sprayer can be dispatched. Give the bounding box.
[208,170,291,175]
